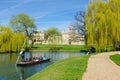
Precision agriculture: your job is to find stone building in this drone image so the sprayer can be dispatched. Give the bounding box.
[62,27,85,45]
[33,30,44,44]
[33,27,85,45]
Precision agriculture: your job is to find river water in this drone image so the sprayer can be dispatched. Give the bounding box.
[0,51,85,80]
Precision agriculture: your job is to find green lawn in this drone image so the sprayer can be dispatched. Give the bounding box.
[30,44,89,51]
[27,55,91,80]
[29,44,115,52]
[110,54,120,66]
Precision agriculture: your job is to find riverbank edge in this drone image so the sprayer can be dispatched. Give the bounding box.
[0,49,82,53]
[29,50,81,52]
[27,55,91,80]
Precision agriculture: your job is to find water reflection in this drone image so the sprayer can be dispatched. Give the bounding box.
[0,51,85,80]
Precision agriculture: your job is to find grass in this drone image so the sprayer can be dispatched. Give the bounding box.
[30,44,89,51]
[27,55,91,80]
[29,44,115,52]
[110,54,120,66]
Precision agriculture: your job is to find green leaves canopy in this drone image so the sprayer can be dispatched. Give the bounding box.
[44,27,61,40]
[85,0,120,51]
[10,13,36,38]
[44,27,61,44]
[0,26,25,52]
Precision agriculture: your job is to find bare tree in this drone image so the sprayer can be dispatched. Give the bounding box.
[74,11,86,35]
[71,11,87,45]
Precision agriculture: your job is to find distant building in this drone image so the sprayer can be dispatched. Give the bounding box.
[33,30,44,44]
[62,26,85,45]
[33,27,85,45]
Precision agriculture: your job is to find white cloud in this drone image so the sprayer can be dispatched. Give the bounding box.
[0,0,88,16]
[0,0,47,15]
[34,15,48,19]
[0,1,28,15]
[36,21,71,24]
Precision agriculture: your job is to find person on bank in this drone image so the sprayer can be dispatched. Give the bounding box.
[20,49,25,62]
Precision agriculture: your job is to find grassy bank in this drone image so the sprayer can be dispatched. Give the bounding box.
[27,55,91,80]
[30,44,115,52]
[30,44,89,51]
[110,54,120,66]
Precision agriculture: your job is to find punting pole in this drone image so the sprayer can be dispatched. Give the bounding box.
[16,38,26,64]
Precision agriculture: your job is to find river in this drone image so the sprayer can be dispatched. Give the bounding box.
[0,51,85,80]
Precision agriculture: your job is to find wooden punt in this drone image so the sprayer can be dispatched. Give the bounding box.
[16,58,50,66]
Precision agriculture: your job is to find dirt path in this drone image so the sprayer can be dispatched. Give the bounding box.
[82,52,120,80]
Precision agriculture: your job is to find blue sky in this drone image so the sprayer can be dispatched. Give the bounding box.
[0,0,89,31]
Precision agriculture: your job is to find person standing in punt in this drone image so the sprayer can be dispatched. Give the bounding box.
[20,49,25,62]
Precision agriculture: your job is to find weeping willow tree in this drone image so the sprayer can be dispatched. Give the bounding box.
[85,0,120,52]
[0,26,25,52]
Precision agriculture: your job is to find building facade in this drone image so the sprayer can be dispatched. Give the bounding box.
[33,27,85,45]
[33,30,44,44]
[62,27,85,45]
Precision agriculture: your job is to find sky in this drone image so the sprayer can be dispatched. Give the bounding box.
[0,0,89,31]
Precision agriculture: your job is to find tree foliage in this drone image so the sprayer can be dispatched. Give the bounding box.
[10,13,36,48]
[0,26,25,52]
[85,0,120,51]
[44,27,61,44]
[10,13,36,37]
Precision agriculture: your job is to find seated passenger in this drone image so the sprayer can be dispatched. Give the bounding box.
[25,58,29,62]
[39,56,43,60]
[43,56,46,60]
[35,59,39,62]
